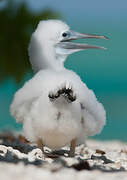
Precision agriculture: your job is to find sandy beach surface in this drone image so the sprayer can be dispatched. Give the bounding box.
[0,132,127,180]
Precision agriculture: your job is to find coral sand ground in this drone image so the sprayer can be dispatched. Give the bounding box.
[0,133,127,180]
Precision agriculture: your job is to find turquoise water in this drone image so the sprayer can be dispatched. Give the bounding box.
[0,23,127,141]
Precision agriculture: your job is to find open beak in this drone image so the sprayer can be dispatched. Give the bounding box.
[57,30,109,51]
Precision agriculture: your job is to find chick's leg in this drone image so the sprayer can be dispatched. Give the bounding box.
[69,139,76,157]
[37,139,45,153]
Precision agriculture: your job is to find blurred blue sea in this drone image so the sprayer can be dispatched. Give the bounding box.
[0,0,127,141]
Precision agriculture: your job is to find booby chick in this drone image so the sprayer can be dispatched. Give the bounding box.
[10,20,107,157]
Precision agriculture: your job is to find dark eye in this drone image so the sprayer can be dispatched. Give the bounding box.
[62,32,68,37]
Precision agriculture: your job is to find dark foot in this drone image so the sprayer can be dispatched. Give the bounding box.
[48,85,76,102]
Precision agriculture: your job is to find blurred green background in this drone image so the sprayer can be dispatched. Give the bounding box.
[0,0,127,141]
